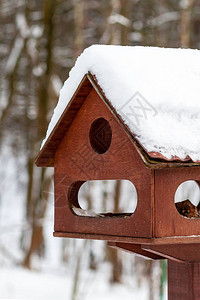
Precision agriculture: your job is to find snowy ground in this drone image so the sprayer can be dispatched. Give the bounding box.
[0,266,150,300]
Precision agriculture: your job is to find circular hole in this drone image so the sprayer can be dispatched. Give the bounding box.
[89,118,112,154]
[174,180,200,218]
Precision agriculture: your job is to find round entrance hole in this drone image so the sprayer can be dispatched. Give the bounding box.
[89,118,112,154]
[174,180,200,218]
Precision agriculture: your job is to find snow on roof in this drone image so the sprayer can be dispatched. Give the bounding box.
[41,45,200,162]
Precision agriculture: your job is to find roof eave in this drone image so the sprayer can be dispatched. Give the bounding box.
[35,73,200,169]
[87,74,200,169]
[35,74,93,167]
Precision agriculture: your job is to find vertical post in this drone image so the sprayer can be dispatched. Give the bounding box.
[168,260,200,300]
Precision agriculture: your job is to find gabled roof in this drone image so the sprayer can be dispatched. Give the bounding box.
[36,45,200,168]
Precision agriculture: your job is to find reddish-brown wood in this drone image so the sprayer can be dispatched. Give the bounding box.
[168,260,200,300]
[35,75,93,167]
[143,244,200,263]
[54,87,153,238]
[53,232,200,246]
[108,242,163,260]
[53,232,155,243]
[155,168,200,238]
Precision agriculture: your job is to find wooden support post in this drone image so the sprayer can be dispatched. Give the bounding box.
[168,260,200,300]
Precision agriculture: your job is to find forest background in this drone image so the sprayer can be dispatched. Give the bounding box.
[0,0,198,299]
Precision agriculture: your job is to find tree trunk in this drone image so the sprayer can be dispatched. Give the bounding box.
[23,0,56,269]
[180,0,195,47]
[73,0,84,58]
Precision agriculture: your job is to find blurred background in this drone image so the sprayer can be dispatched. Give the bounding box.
[0,0,200,299]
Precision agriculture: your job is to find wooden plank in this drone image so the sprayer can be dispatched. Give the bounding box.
[155,168,200,238]
[108,242,163,260]
[35,75,93,167]
[143,244,200,263]
[151,169,155,237]
[168,260,200,300]
[53,232,154,243]
[53,232,200,245]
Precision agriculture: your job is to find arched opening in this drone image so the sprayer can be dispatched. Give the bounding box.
[69,180,138,218]
[174,180,200,218]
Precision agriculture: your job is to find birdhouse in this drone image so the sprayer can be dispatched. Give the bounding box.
[36,45,200,263]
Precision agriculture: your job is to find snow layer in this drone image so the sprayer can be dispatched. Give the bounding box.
[72,206,100,217]
[0,266,150,300]
[42,45,200,161]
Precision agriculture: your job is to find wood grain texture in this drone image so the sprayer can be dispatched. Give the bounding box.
[168,260,200,300]
[35,75,93,167]
[53,232,200,245]
[155,168,200,237]
[54,87,153,238]
[108,242,163,260]
[143,244,200,263]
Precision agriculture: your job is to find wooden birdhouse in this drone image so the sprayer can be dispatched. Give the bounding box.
[36,45,200,265]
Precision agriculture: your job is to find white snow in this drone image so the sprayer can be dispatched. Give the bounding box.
[72,206,100,217]
[41,45,200,161]
[175,180,200,205]
[0,266,150,300]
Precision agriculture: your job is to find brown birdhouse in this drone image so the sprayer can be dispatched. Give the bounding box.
[36,46,200,299]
